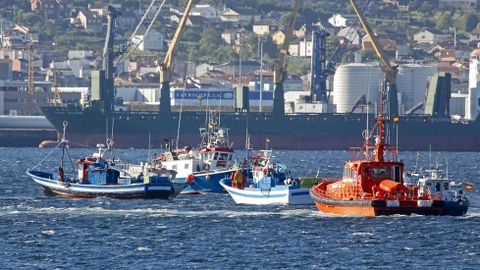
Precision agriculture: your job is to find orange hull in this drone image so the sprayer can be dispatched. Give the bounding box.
[314,201,377,216]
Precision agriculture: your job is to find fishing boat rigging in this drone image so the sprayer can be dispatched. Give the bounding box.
[27,122,188,199]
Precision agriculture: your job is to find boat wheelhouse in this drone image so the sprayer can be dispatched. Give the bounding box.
[158,110,239,194]
[310,97,469,216]
[27,122,188,199]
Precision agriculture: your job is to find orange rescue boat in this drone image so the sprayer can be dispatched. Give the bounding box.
[309,100,466,216]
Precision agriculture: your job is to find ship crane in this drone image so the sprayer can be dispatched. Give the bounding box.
[272,0,301,116]
[349,0,399,118]
[28,33,35,96]
[113,0,168,68]
[159,0,195,114]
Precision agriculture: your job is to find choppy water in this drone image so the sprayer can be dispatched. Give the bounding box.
[1,148,479,269]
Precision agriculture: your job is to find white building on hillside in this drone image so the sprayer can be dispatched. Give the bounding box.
[132,29,163,51]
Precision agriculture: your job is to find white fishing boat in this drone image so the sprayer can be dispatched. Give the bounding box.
[220,150,313,205]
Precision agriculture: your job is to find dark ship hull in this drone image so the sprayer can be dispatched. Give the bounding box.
[40,106,480,151]
[42,6,479,151]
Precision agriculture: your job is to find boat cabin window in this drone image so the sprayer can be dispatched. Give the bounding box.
[435,182,441,192]
[370,167,391,179]
[342,167,352,179]
[444,182,449,190]
[219,153,228,161]
[228,154,232,161]
[214,153,219,160]
[184,164,189,169]
[393,166,401,182]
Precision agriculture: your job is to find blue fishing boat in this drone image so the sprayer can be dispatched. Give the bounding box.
[157,111,239,194]
[27,122,189,199]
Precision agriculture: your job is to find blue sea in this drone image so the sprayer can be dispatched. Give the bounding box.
[1,148,479,269]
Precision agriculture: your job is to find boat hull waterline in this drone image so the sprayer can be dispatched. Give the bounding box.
[181,169,238,194]
[220,179,312,205]
[309,189,469,216]
[28,170,187,199]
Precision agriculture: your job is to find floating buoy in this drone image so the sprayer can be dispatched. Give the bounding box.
[187,174,195,182]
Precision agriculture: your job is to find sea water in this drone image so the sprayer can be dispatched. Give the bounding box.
[1,148,479,269]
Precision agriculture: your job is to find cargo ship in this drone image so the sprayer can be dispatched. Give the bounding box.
[39,5,480,151]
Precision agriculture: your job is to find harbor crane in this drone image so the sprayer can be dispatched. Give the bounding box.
[272,0,301,116]
[310,0,376,105]
[28,34,35,96]
[349,0,399,118]
[159,0,195,114]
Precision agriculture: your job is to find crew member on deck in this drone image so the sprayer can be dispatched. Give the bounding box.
[57,167,64,182]
[232,170,247,189]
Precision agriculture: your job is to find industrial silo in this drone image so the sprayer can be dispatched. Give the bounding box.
[396,64,437,113]
[333,63,383,113]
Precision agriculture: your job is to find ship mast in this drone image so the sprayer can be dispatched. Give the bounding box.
[349,0,398,162]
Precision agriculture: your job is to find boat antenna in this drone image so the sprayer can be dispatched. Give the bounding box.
[429,144,432,169]
[245,113,250,150]
[218,91,222,127]
[446,158,449,179]
[105,118,110,144]
[109,117,115,159]
[415,152,420,171]
[366,65,371,137]
[148,132,152,163]
[395,120,399,154]
[59,120,76,172]
[175,75,187,150]
[110,117,115,143]
[31,121,70,171]
[373,78,386,162]
[204,88,210,127]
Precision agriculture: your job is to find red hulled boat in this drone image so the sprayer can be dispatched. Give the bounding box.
[309,99,468,216]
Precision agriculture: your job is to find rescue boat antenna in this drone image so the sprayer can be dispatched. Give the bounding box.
[374,85,385,162]
[415,152,420,171]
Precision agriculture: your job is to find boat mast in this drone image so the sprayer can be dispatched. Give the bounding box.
[350,0,399,147]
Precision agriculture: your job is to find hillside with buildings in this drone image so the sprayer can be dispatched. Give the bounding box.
[0,0,479,117]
